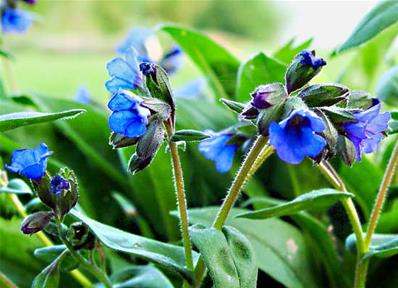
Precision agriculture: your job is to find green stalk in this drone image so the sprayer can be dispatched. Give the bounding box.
[354,140,398,288]
[164,121,193,287]
[56,220,112,288]
[213,135,270,229]
[318,161,366,288]
[0,271,17,288]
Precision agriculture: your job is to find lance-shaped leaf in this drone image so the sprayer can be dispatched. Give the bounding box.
[34,245,79,272]
[298,84,348,107]
[346,233,398,259]
[337,0,398,53]
[236,189,353,220]
[161,25,239,100]
[32,250,68,288]
[171,129,210,142]
[70,210,197,284]
[190,225,257,288]
[0,109,85,132]
[0,178,32,195]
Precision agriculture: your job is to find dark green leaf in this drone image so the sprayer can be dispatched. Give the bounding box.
[337,0,398,52]
[0,109,85,132]
[33,245,78,272]
[161,25,240,99]
[236,189,353,219]
[176,207,318,288]
[171,129,210,142]
[70,210,197,284]
[31,252,65,288]
[110,265,174,288]
[0,179,32,195]
[236,52,286,102]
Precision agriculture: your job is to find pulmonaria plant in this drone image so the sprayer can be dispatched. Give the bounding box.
[199,49,391,171]
[1,0,36,34]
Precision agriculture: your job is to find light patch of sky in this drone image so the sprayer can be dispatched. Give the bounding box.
[274,0,378,49]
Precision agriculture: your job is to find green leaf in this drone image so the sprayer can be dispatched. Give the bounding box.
[70,210,197,284]
[177,207,318,288]
[0,179,32,195]
[31,251,65,288]
[161,25,240,100]
[346,233,398,259]
[190,225,257,288]
[337,0,398,53]
[33,245,78,272]
[273,38,313,64]
[236,52,286,102]
[376,65,398,106]
[0,109,85,132]
[236,189,353,219]
[110,265,174,288]
[171,129,210,142]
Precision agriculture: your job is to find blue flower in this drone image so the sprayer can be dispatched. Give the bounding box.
[1,7,32,34]
[298,50,326,70]
[269,110,326,164]
[50,175,70,195]
[159,46,183,74]
[116,27,152,55]
[108,90,151,138]
[343,100,390,161]
[198,133,238,173]
[105,48,143,94]
[74,86,91,104]
[174,78,206,99]
[5,143,53,180]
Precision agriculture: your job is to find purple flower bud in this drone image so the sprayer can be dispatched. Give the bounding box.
[298,50,326,70]
[21,211,53,235]
[139,62,157,76]
[50,175,70,195]
[251,83,286,110]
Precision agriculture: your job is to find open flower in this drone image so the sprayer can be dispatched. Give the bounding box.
[105,48,143,94]
[108,90,151,138]
[198,133,238,173]
[5,143,53,180]
[269,110,326,164]
[1,7,32,33]
[343,100,390,161]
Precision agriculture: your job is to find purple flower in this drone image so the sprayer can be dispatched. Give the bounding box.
[50,175,70,195]
[198,133,238,173]
[5,143,53,180]
[343,100,390,161]
[105,48,143,94]
[139,62,157,76]
[1,7,32,34]
[298,50,326,70]
[269,110,326,164]
[108,90,151,138]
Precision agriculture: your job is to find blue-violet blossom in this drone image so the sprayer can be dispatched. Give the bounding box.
[1,7,32,34]
[50,175,70,195]
[198,133,238,173]
[105,48,143,94]
[5,143,53,180]
[343,100,390,161]
[108,90,151,138]
[269,110,326,164]
[74,86,91,104]
[298,50,326,70]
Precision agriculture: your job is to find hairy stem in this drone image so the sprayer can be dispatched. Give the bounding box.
[213,135,270,229]
[56,220,112,288]
[318,161,366,288]
[7,193,92,287]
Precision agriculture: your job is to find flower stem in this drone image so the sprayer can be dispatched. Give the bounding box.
[364,141,398,248]
[164,121,194,288]
[213,135,270,230]
[7,193,92,287]
[0,271,17,288]
[318,161,366,288]
[56,220,112,288]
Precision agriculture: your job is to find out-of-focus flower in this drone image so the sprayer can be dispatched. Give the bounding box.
[269,109,326,164]
[5,143,52,180]
[105,48,143,94]
[117,27,151,56]
[74,86,91,104]
[108,90,151,138]
[174,78,207,99]
[198,133,238,173]
[1,7,32,34]
[159,46,183,74]
[343,99,391,161]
